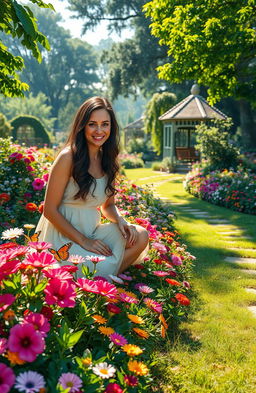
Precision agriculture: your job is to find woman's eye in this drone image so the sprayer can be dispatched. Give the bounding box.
[103,123,109,127]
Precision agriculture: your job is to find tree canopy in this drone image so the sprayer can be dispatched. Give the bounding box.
[0,0,53,97]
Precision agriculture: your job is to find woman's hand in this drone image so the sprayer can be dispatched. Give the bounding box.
[82,238,112,256]
[117,217,138,248]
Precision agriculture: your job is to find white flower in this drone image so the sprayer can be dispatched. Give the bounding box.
[108,274,124,284]
[92,362,116,379]
[68,254,86,264]
[1,227,24,240]
[23,224,36,230]
[15,371,45,393]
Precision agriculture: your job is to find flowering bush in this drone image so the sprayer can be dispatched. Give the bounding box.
[184,164,256,214]
[0,137,54,231]
[119,153,144,169]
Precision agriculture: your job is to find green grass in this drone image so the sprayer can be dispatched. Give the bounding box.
[125,168,256,393]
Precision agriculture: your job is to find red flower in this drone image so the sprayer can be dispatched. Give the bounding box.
[175,293,190,306]
[124,375,138,386]
[25,203,38,212]
[105,383,123,393]
[106,303,122,314]
[165,278,181,286]
[40,306,54,320]
[38,202,44,214]
[0,193,10,203]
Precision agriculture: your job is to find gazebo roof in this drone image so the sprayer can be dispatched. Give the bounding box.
[159,85,227,121]
[123,116,144,131]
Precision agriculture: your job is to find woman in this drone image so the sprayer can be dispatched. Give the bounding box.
[36,96,149,278]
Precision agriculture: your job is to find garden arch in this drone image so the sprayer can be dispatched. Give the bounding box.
[11,115,51,147]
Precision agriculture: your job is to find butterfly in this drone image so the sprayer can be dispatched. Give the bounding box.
[48,242,73,262]
[24,231,41,242]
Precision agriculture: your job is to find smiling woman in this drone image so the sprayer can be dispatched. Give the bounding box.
[35,96,149,278]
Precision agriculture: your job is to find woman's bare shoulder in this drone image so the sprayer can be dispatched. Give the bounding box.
[52,146,73,175]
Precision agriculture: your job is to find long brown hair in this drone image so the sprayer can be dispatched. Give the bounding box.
[65,96,120,199]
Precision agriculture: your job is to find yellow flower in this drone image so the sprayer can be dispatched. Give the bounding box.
[82,357,92,367]
[132,328,149,339]
[92,315,107,324]
[127,314,144,324]
[98,326,115,336]
[7,351,26,365]
[128,360,149,376]
[122,344,143,356]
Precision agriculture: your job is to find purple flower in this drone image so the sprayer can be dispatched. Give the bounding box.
[58,373,82,392]
[109,332,128,346]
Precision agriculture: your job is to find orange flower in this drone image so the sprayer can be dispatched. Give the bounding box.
[92,315,107,324]
[122,344,143,356]
[127,314,144,324]
[133,328,149,339]
[159,314,168,329]
[3,310,15,321]
[7,351,26,365]
[128,360,149,376]
[82,357,92,367]
[98,326,115,336]
[25,202,38,212]
[161,325,166,338]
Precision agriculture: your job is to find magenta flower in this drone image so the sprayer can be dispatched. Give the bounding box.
[28,242,53,251]
[119,293,139,304]
[8,323,45,362]
[143,298,163,313]
[0,293,16,312]
[23,252,56,269]
[0,338,7,354]
[105,383,124,393]
[95,280,118,299]
[24,312,50,338]
[124,374,138,386]
[0,256,20,282]
[32,178,45,191]
[0,363,15,393]
[43,267,73,281]
[152,271,170,277]
[7,246,28,259]
[152,242,167,253]
[109,332,128,346]
[58,373,82,393]
[15,371,45,393]
[44,279,76,308]
[76,278,99,293]
[171,254,183,266]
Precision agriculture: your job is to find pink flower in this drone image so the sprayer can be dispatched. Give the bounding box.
[109,332,128,346]
[105,383,124,393]
[0,363,15,393]
[124,375,138,386]
[23,252,56,269]
[118,273,132,281]
[58,373,82,393]
[42,173,49,182]
[0,338,7,354]
[86,255,106,263]
[76,278,98,293]
[24,312,50,337]
[95,280,118,299]
[44,279,76,308]
[134,284,154,294]
[0,256,20,282]
[171,254,183,266]
[183,281,191,289]
[152,242,167,253]
[32,178,45,191]
[43,267,73,281]
[28,242,53,251]
[143,298,163,313]
[68,254,86,264]
[8,323,45,362]
[0,294,16,312]
[119,293,138,304]
[152,271,170,277]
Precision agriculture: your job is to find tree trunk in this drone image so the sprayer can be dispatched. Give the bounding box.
[239,100,256,149]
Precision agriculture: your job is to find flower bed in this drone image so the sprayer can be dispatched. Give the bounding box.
[0,140,195,392]
[184,165,256,214]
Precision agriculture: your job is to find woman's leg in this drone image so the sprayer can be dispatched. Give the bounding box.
[118,225,149,273]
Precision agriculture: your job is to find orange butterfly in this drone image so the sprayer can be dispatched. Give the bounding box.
[48,242,72,262]
[24,231,41,242]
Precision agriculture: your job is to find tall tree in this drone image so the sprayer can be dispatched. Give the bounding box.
[0,0,52,97]
[143,0,256,148]
[1,8,99,125]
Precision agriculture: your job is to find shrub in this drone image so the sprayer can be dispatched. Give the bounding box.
[119,153,145,169]
[11,115,51,147]
[126,138,159,162]
[152,157,175,173]
[0,113,12,138]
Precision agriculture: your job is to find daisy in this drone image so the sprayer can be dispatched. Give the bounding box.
[128,360,149,376]
[143,298,163,313]
[127,314,144,324]
[28,242,52,251]
[1,227,24,240]
[98,326,115,336]
[134,283,154,294]
[15,371,45,393]
[122,344,143,356]
[109,332,128,346]
[132,327,149,339]
[92,315,107,324]
[86,255,106,263]
[68,254,86,264]
[118,273,132,281]
[108,274,124,284]
[92,362,116,379]
[23,224,36,230]
[58,372,82,393]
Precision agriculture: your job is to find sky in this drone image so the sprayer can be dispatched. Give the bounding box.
[49,0,132,46]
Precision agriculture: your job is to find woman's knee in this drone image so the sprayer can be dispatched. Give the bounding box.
[136,226,149,248]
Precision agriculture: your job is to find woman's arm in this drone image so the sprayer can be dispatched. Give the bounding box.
[43,149,112,256]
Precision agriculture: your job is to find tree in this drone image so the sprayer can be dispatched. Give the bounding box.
[0,113,12,137]
[143,0,256,148]
[2,8,99,126]
[144,92,177,155]
[0,0,52,97]
[0,92,56,130]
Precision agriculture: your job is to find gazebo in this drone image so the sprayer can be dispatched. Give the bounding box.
[123,116,145,147]
[159,84,227,165]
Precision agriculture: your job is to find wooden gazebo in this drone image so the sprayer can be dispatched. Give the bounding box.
[159,84,227,164]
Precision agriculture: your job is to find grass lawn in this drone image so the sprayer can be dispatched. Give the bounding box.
[125,168,256,393]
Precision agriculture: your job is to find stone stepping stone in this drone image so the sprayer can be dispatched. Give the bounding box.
[181,208,201,211]
[245,288,256,295]
[208,219,230,223]
[169,202,185,205]
[229,248,256,252]
[225,257,256,264]
[240,269,256,275]
[248,306,256,317]
[192,213,211,218]
[218,231,242,235]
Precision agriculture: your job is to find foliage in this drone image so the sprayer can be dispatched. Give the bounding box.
[1,7,99,124]
[0,0,52,97]
[126,138,159,162]
[119,153,145,169]
[0,92,56,131]
[184,165,256,215]
[0,113,12,138]
[144,92,177,155]
[0,139,195,392]
[0,137,53,230]
[152,157,175,173]
[11,115,51,146]
[194,119,240,171]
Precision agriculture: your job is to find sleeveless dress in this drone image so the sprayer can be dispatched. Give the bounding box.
[35,175,126,278]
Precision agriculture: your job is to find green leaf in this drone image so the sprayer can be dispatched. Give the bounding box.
[66,330,84,348]
[13,0,37,39]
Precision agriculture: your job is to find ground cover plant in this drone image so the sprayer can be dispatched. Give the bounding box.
[0,140,194,393]
[184,164,256,215]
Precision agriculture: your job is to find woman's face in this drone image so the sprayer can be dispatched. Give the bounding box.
[85,109,111,149]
